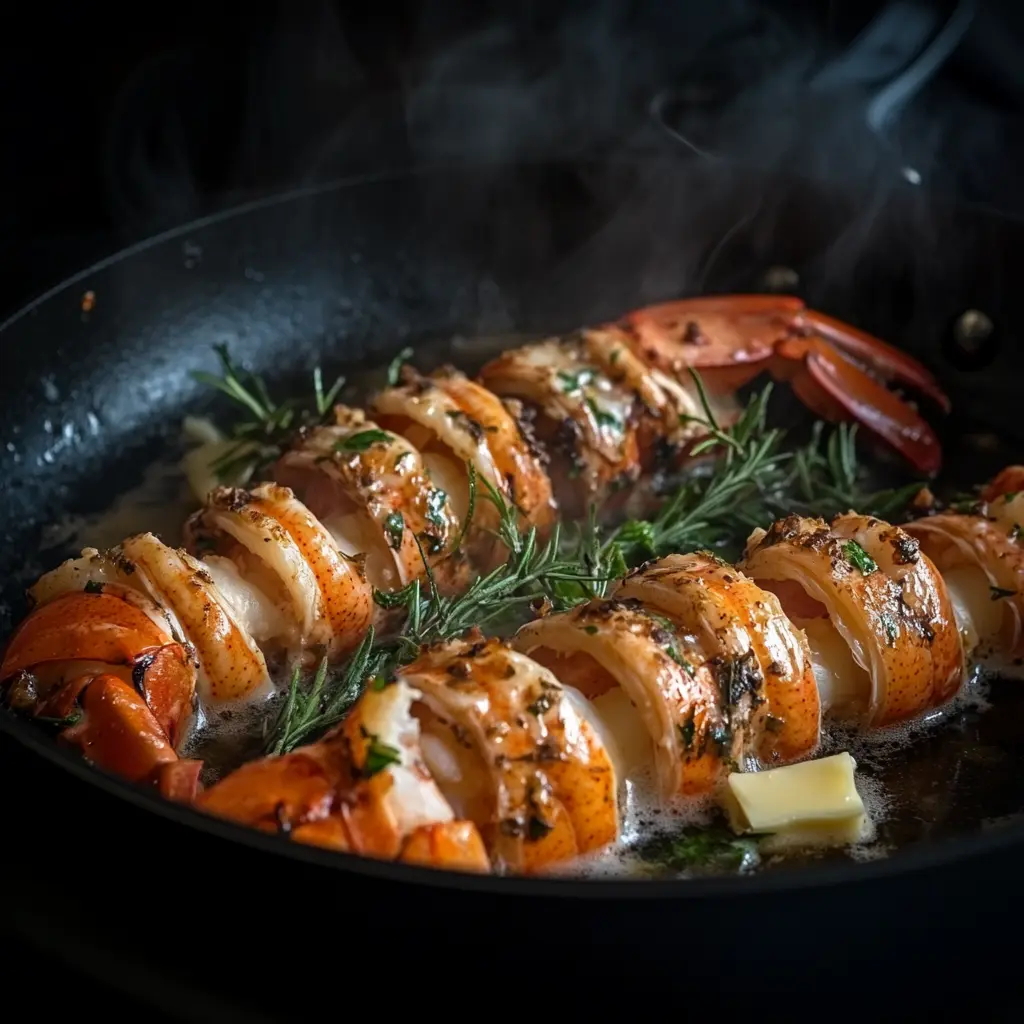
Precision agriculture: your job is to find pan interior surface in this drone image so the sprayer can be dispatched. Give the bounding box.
[2,160,1023,889]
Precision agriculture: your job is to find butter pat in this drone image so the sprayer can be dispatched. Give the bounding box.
[724,752,868,851]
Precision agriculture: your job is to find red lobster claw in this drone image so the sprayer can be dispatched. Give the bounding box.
[619,295,949,476]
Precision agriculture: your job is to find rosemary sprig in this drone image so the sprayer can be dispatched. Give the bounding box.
[607,373,919,570]
[265,627,386,755]
[263,472,610,754]
[190,344,345,485]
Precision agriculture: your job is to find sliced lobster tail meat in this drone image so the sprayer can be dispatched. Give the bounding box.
[184,483,373,661]
[903,496,1024,667]
[514,596,727,797]
[478,335,642,518]
[613,553,821,767]
[196,678,489,871]
[742,513,966,727]
[395,636,620,874]
[431,367,557,530]
[373,365,557,556]
[119,533,274,704]
[273,407,464,594]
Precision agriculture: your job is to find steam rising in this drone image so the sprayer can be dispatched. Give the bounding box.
[100,1,993,339]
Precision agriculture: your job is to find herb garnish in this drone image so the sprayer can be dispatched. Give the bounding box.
[387,347,414,386]
[585,396,622,431]
[843,540,878,575]
[557,368,596,393]
[635,821,762,875]
[990,586,1017,601]
[361,730,402,777]
[191,345,345,485]
[384,512,405,550]
[336,429,392,452]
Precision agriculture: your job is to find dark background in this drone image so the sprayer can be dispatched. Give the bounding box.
[5,0,1024,320]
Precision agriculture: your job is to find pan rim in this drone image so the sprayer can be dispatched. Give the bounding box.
[3,161,1023,898]
[4,704,1024,897]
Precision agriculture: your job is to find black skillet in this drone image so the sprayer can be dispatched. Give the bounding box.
[1,157,1023,1012]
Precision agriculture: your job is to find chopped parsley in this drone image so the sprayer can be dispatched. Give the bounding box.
[585,396,622,432]
[335,428,392,452]
[636,823,761,875]
[557,368,596,393]
[880,610,899,645]
[583,624,599,635]
[384,512,405,550]
[843,540,878,575]
[83,580,104,594]
[677,714,696,750]
[362,732,402,777]
[425,488,448,528]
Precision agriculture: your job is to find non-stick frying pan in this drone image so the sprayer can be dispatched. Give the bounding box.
[2,158,1022,1011]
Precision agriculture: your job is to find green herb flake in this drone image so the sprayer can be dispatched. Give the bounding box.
[556,368,596,393]
[880,611,899,645]
[677,715,696,751]
[527,690,556,716]
[335,429,392,453]
[384,512,405,550]
[585,396,622,432]
[636,823,761,875]
[83,580,104,594]
[362,732,402,777]
[425,488,448,529]
[843,540,878,575]
[990,586,1017,601]
[386,347,414,386]
[583,624,599,635]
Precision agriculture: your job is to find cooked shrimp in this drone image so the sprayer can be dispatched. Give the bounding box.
[904,495,1024,665]
[478,336,641,517]
[119,533,273,704]
[184,484,373,660]
[273,407,462,593]
[196,679,489,871]
[613,553,820,766]
[0,585,196,746]
[742,514,965,726]
[395,635,620,873]
[514,596,727,796]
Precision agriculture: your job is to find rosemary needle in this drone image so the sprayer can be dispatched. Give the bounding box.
[190,344,345,486]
